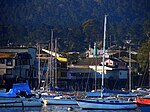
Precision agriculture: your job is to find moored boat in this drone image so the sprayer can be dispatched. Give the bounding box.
[77,97,137,110]
[0,83,42,107]
[136,95,150,105]
[76,15,137,110]
[0,97,42,107]
[43,95,77,105]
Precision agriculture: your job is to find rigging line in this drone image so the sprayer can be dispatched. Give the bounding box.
[85,58,92,92]
[92,58,96,90]
[86,68,91,91]
[113,78,118,90]
[137,67,145,87]
[140,63,148,87]
[85,56,95,92]
[42,60,48,89]
[137,75,142,88]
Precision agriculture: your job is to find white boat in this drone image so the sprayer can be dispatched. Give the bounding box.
[43,95,77,105]
[0,83,42,107]
[77,97,137,110]
[86,90,114,98]
[41,91,60,99]
[0,97,42,107]
[77,15,137,110]
[117,92,137,98]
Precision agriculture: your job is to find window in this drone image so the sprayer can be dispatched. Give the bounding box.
[6,59,12,66]
[120,72,122,75]
[19,59,30,65]
[61,62,67,68]
[6,69,12,75]
[26,69,29,77]
[34,71,37,78]
[61,72,67,77]
[0,59,5,64]
[71,73,78,77]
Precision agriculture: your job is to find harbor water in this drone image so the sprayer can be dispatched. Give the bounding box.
[0,105,150,112]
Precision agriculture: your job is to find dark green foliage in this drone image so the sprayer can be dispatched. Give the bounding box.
[0,0,149,52]
[137,38,150,70]
[136,38,150,87]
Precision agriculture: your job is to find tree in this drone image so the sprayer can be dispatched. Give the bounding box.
[82,19,100,44]
[143,20,150,38]
[137,38,150,73]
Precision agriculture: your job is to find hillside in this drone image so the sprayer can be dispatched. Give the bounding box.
[0,0,149,52]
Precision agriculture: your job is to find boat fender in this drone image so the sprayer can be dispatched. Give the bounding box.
[36,94,41,98]
[38,94,41,98]
[67,107,73,111]
[128,98,133,101]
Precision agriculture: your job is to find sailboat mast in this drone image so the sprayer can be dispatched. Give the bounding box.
[54,38,58,88]
[45,42,50,90]
[102,15,107,89]
[94,42,97,90]
[101,15,107,98]
[149,52,150,87]
[38,43,41,89]
[129,44,132,91]
[50,29,54,90]
[126,39,131,91]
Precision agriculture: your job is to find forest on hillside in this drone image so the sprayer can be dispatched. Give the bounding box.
[0,0,149,52]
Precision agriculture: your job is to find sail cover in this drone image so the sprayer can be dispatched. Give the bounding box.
[0,83,32,97]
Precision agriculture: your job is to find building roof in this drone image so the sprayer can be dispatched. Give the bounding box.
[41,49,67,62]
[0,53,16,58]
[121,56,137,63]
[75,58,102,66]
[107,57,125,63]
[75,57,127,66]
[37,54,67,62]
[0,48,28,53]
[16,52,32,59]
[57,57,67,62]
[42,48,61,57]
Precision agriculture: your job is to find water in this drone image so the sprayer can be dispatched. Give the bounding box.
[0,105,149,112]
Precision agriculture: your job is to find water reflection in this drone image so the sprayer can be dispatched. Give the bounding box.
[0,105,149,112]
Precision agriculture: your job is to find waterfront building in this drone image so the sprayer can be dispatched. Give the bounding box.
[0,47,37,90]
[67,57,129,91]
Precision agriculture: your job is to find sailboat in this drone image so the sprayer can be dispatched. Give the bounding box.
[136,95,150,105]
[0,83,42,107]
[76,15,137,110]
[41,30,77,105]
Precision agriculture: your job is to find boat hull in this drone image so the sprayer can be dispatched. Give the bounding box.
[43,98,77,105]
[77,99,137,110]
[136,97,150,105]
[0,97,42,107]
